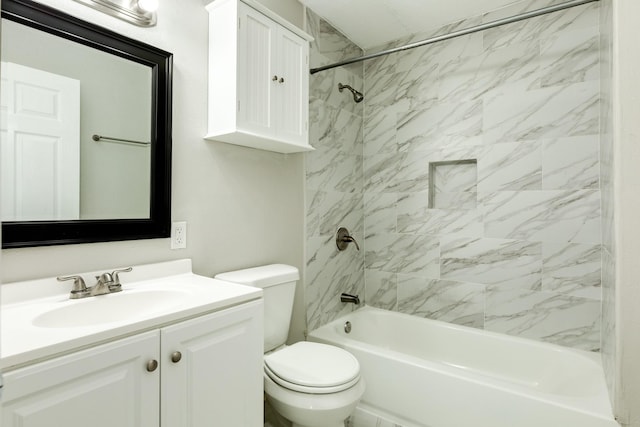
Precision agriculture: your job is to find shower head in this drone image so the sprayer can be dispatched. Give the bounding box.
[338,83,364,103]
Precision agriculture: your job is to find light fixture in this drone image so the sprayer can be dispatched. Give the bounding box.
[72,0,158,27]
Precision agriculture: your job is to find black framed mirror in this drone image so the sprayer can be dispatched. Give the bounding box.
[1,0,172,248]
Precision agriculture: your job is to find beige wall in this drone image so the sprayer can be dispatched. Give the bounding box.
[252,0,303,27]
[1,0,307,341]
[613,0,640,424]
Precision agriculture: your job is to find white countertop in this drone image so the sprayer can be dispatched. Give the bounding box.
[1,259,262,371]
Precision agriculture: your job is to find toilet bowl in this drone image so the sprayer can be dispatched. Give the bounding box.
[264,341,365,427]
[215,265,365,427]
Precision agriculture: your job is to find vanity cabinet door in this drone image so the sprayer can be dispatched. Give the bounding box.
[160,300,263,427]
[1,331,160,427]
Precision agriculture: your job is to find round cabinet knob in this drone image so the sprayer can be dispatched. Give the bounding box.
[279,77,285,83]
[272,75,278,81]
[171,351,182,363]
[146,359,158,372]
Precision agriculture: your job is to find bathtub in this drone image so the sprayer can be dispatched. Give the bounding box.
[308,306,618,427]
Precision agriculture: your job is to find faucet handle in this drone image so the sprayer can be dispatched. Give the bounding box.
[57,275,90,299]
[110,267,132,292]
[336,227,360,251]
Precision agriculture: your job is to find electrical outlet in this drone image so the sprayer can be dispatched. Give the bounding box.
[171,221,187,249]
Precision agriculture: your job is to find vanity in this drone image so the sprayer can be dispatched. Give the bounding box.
[0,259,264,427]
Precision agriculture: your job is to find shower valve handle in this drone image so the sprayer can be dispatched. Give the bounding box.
[336,227,360,251]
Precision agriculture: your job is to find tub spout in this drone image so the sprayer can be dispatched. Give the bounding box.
[340,293,360,305]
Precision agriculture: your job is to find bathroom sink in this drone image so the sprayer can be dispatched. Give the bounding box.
[1,259,263,371]
[32,289,190,328]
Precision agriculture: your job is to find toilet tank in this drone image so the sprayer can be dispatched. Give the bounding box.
[215,264,299,352]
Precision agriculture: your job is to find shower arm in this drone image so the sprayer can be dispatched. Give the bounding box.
[338,83,364,103]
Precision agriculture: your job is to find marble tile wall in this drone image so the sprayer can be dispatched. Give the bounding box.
[304,10,365,331]
[598,0,616,407]
[362,0,603,351]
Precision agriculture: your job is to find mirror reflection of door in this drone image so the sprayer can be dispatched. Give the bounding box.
[1,61,80,221]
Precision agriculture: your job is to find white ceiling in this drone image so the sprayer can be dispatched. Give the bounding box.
[299,0,521,49]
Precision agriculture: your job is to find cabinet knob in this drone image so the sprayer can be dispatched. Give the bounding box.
[279,77,284,83]
[171,351,182,363]
[272,75,278,81]
[146,359,158,372]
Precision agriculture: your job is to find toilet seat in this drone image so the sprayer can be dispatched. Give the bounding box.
[264,342,360,394]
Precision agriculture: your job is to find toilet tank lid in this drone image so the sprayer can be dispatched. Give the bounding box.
[214,264,299,288]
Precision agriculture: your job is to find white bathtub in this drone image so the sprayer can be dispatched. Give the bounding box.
[308,306,618,427]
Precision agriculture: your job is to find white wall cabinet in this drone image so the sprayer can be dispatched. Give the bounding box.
[205,0,313,153]
[1,301,263,427]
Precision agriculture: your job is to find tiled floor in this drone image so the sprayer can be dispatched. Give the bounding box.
[265,401,411,427]
[348,407,407,427]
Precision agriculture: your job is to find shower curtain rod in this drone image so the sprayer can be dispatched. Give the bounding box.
[309,0,599,75]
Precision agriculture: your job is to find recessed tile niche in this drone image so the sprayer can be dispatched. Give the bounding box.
[428,159,478,210]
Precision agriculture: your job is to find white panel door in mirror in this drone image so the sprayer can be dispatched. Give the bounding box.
[1,62,80,221]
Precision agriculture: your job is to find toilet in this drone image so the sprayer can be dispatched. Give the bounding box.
[215,264,365,427]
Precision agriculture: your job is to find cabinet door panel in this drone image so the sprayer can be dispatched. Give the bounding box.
[238,3,276,137]
[161,300,263,427]
[1,331,160,427]
[275,28,308,145]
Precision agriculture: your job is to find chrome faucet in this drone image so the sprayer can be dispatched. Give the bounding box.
[340,293,360,305]
[91,273,114,296]
[57,267,133,299]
